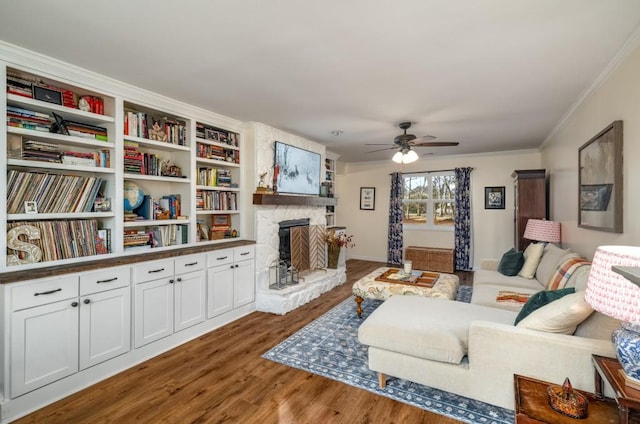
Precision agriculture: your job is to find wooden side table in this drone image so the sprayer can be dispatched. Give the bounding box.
[515,374,619,423]
[592,354,640,424]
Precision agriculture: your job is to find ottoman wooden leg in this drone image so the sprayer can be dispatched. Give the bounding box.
[378,373,387,388]
[355,295,363,318]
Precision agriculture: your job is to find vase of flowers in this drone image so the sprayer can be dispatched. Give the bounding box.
[324,230,355,269]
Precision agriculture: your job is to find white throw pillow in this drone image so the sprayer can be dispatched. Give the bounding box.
[518,243,545,279]
[516,291,594,334]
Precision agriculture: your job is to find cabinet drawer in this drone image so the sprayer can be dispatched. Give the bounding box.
[207,249,234,267]
[175,254,205,274]
[12,276,79,311]
[80,266,131,295]
[134,259,174,284]
[234,246,255,262]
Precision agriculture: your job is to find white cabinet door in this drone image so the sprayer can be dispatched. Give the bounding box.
[79,287,131,370]
[233,259,255,308]
[207,264,234,318]
[134,278,173,348]
[174,270,206,332]
[11,300,79,398]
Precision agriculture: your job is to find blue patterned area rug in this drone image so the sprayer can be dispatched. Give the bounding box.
[262,286,514,424]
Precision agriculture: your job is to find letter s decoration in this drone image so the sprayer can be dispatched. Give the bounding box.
[7,225,42,266]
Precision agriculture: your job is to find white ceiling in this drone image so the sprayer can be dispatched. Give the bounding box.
[1,1,640,162]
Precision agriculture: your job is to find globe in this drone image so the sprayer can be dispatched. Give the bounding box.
[123,181,144,212]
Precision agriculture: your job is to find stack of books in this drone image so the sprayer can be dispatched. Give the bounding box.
[124,141,143,174]
[6,106,51,132]
[22,140,62,163]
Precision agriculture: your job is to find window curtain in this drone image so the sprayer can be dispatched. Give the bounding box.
[387,172,403,266]
[454,167,473,270]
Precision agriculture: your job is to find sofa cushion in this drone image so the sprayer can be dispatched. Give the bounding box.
[546,257,591,290]
[574,311,621,340]
[514,288,576,325]
[535,244,573,287]
[473,269,545,290]
[497,248,525,276]
[516,291,593,334]
[518,243,545,279]
[358,296,517,364]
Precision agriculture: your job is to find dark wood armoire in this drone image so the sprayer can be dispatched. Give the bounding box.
[512,169,548,251]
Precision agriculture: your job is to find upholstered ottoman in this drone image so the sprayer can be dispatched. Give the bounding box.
[352,267,459,317]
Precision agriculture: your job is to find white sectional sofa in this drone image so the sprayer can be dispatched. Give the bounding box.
[358,244,620,410]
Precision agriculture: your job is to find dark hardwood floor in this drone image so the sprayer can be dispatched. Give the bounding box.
[15,260,473,424]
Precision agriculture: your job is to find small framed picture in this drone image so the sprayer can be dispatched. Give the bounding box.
[93,197,112,212]
[485,186,505,209]
[360,187,376,210]
[24,201,38,214]
[213,214,231,228]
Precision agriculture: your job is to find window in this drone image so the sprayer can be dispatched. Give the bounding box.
[402,171,455,229]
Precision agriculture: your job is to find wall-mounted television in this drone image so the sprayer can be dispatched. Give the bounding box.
[274,141,321,195]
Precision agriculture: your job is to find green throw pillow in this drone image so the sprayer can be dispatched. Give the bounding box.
[514,288,576,325]
[497,248,525,276]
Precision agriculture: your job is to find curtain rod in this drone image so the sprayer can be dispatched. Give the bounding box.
[390,168,455,175]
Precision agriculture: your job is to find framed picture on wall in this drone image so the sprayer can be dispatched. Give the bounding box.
[484,186,505,209]
[360,187,375,210]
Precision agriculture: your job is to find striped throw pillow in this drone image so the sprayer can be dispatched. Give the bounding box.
[546,257,591,290]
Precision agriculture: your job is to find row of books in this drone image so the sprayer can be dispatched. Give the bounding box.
[123,141,183,177]
[62,119,108,141]
[195,190,237,211]
[196,167,232,187]
[196,142,240,164]
[7,219,106,263]
[123,224,188,251]
[7,170,105,214]
[7,71,105,114]
[124,110,187,145]
[16,138,110,167]
[7,105,51,132]
[195,122,239,147]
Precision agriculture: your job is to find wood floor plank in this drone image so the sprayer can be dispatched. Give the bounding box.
[14,260,473,424]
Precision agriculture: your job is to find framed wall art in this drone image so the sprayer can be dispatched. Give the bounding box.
[578,120,623,233]
[360,187,375,210]
[484,186,505,209]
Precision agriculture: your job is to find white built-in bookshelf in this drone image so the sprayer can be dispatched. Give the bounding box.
[0,54,245,273]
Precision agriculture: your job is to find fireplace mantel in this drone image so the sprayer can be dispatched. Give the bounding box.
[253,193,337,206]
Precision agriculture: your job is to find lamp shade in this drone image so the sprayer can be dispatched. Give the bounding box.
[403,149,419,164]
[523,219,561,243]
[584,246,640,323]
[392,151,403,163]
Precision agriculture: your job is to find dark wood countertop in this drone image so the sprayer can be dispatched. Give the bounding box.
[0,239,256,284]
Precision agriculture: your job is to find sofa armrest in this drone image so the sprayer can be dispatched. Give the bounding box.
[480,259,499,271]
[467,321,615,406]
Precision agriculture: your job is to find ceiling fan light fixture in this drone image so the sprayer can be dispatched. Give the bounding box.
[391,148,419,164]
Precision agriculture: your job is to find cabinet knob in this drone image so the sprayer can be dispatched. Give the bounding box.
[169,279,175,284]
[177,277,182,282]
[84,299,91,304]
[235,264,239,268]
[71,302,79,307]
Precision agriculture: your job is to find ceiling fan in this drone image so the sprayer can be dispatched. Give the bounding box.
[366,121,459,163]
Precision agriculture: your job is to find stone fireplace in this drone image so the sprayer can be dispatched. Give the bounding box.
[254,205,345,314]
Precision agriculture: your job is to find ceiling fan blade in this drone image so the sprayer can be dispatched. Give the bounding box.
[365,143,396,146]
[367,146,398,153]
[413,135,437,142]
[412,141,459,147]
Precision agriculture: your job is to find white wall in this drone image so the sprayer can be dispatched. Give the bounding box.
[542,41,640,258]
[337,151,541,268]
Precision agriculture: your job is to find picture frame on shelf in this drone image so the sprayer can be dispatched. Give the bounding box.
[578,120,623,233]
[50,112,69,136]
[24,201,38,214]
[213,214,231,229]
[360,187,375,210]
[484,186,505,209]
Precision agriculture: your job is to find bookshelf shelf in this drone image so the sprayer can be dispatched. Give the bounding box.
[8,212,115,220]
[195,185,240,192]
[196,210,241,215]
[8,127,115,149]
[123,173,191,184]
[195,137,240,151]
[124,134,190,152]
[123,219,189,228]
[196,157,240,168]
[8,159,116,173]
[7,94,115,125]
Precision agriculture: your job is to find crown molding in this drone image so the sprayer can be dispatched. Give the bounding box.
[0,41,243,132]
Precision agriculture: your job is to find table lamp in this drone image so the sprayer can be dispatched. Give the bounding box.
[584,245,640,388]
[523,219,561,245]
